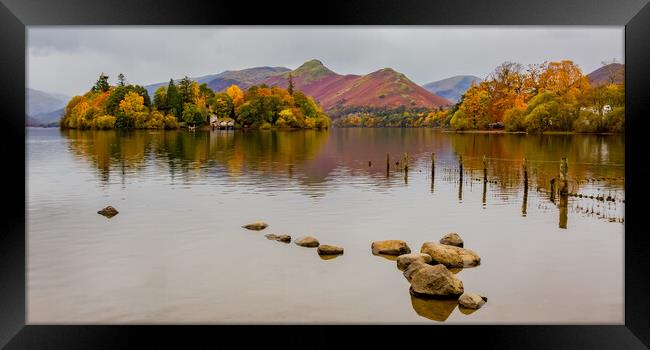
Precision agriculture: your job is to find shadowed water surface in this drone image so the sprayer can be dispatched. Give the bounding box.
[27,127,624,323]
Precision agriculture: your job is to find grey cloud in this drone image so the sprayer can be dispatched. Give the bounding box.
[28,26,623,96]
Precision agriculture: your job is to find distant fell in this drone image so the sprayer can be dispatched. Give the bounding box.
[263,60,451,116]
[423,75,483,103]
[587,63,624,86]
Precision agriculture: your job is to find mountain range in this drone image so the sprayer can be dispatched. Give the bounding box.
[422,75,483,103]
[26,88,69,126]
[28,61,623,127]
[145,59,452,116]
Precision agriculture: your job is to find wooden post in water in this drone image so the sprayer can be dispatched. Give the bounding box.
[403,152,409,173]
[458,155,463,182]
[559,157,569,195]
[522,157,529,216]
[386,153,390,177]
[482,155,488,183]
[431,152,435,178]
[523,157,529,187]
[558,157,569,228]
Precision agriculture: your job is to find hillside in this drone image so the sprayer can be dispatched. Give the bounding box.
[587,63,624,86]
[263,60,451,116]
[26,88,69,117]
[144,66,290,96]
[33,107,65,126]
[423,75,483,103]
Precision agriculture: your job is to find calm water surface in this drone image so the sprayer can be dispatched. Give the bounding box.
[27,127,624,323]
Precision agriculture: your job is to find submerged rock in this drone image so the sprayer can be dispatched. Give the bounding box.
[458,292,487,309]
[265,234,291,243]
[420,242,480,268]
[371,240,411,255]
[242,221,268,231]
[439,232,464,247]
[295,236,320,248]
[396,253,432,271]
[317,244,344,255]
[97,206,119,218]
[407,263,464,298]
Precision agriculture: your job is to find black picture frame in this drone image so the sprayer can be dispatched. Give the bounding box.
[2,0,649,348]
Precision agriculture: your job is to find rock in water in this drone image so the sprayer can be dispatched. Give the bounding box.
[420,242,480,268]
[396,253,433,271]
[403,260,430,282]
[242,221,268,231]
[265,234,291,243]
[295,236,320,248]
[371,240,411,255]
[439,232,464,247]
[97,206,119,218]
[317,244,344,255]
[407,263,464,298]
[458,292,487,309]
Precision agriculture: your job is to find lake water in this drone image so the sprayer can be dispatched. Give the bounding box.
[26,127,624,324]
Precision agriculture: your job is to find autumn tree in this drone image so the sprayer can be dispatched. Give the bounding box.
[91,73,110,93]
[117,73,126,87]
[153,86,168,112]
[178,76,195,104]
[166,79,183,119]
[226,85,244,108]
[211,92,234,119]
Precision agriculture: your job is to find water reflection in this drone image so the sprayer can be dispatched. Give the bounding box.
[61,128,625,226]
[410,293,459,322]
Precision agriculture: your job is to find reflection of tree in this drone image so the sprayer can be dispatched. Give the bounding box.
[448,133,624,193]
[63,129,624,200]
[64,129,330,185]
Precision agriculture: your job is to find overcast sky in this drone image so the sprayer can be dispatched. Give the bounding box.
[28,26,624,96]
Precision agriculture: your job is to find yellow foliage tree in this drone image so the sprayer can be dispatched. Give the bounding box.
[226,85,244,108]
[119,91,146,116]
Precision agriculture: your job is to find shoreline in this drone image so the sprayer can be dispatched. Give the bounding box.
[26,125,623,135]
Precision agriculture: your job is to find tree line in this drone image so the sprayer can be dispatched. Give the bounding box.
[61,73,330,130]
[335,60,624,133]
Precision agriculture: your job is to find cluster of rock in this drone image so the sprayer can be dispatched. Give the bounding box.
[372,233,487,312]
[243,223,344,258]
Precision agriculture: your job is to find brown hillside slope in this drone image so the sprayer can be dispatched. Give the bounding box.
[263,60,451,115]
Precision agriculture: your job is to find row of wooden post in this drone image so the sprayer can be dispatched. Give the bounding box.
[383,152,567,199]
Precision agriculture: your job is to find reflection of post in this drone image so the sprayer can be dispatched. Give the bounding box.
[559,157,569,195]
[550,178,556,203]
[482,155,488,183]
[458,177,463,201]
[559,192,568,229]
[430,153,435,194]
[482,178,487,207]
[403,152,409,184]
